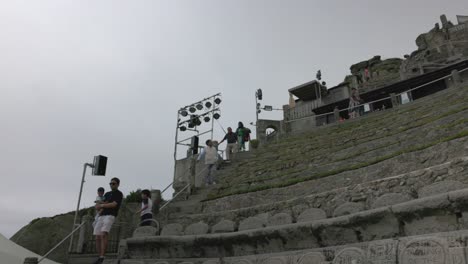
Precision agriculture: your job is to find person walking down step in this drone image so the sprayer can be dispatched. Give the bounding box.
[135,189,153,226]
[93,177,123,264]
[198,140,218,185]
[219,127,237,161]
[236,122,251,151]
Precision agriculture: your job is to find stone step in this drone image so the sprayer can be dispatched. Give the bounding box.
[120,229,468,263]
[209,94,468,199]
[161,154,468,228]
[124,187,468,260]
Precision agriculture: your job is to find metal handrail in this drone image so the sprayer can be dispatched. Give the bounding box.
[159,183,191,211]
[37,221,87,263]
[138,219,160,230]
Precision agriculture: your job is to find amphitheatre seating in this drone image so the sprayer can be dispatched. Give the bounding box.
[120,84,468,263]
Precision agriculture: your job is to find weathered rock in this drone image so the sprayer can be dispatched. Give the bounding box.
[418,180,467,198]
[238,216,265,231]
[211,219,236,233]
[333,202,365,217]
[132,226,158,238]
[184,221,209,235]
[160,223,184,236]
[371,193,412,208]
[297,252,326,263]
[297,208,327,223]
[267,213,292,227]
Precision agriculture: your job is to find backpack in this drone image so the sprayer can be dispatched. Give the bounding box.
[243,128,251,142]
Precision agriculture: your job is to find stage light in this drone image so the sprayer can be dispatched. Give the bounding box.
[213,113,221,119]
[196,104,203,110]
[205,101,212,108]
[256,89,263,100]
[214,98,222,105]
[180,110,188,117]
[204,116,211,122]
[179,126,187,131]
[189,106,196,113]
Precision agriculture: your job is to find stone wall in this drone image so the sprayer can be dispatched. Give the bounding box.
[123,187,468,261]
[119,230,468,263]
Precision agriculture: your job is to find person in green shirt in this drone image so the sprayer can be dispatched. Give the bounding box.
[235,122,251,151]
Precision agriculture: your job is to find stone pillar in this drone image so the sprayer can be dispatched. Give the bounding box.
[440,14,448,28]
[333,107,340,123]
[452,70,462,86]
[24,257,38,264]
[390,93,399,107]
[76,215,93,253]
[151,189,162,214]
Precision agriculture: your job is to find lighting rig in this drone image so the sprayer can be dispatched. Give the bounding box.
[173,93,222,161]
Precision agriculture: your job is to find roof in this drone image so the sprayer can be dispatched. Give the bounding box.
[288,80,322,101]
[0,233,60,264]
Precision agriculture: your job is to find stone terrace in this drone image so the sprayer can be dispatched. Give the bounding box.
[120,83,468,264]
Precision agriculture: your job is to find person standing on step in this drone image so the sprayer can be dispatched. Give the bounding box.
[219,127,237,161]
[93,177,124,264]
[135,189,153,226]
[236,122,251,151]
[198,140,218,185]
[364,67,370,82]
[348,88,362,119]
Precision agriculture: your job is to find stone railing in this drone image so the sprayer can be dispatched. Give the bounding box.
[449,23,467,33]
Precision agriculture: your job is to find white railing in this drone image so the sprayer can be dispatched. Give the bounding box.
[285,67,468,126]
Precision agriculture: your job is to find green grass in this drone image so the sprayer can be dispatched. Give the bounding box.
[204,130,468,201]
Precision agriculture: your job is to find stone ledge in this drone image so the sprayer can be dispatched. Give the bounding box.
[126,188,468,259]
[121,229,468,263]
[160,156,468,229]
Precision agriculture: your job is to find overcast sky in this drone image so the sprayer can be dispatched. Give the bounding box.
[1,0,467,239]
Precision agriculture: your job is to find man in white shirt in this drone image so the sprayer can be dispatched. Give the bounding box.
[198,139,218,185]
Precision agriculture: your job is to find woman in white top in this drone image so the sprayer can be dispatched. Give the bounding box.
[136,189,153,226]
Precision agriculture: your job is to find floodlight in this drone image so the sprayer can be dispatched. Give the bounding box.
[205,101,212,108]
[180,110,188,117]
[188,123,195,128]
[196,104,203,110]
[204,116,211,122]
[179,126,187,131]
[189,106,196,113]
[214,98,222,105]
[264,105,273,111]
[195,117,202,126]
[213,113,221,119]
[256,89,263,100]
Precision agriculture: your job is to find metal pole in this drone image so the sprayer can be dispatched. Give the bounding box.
[68,163,91,252]
[172,110,180,202]
[210,97,215,140]
[255,91,259,125]
[173,110,180,161]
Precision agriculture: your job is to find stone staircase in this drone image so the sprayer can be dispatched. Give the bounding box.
[116,83,468,263]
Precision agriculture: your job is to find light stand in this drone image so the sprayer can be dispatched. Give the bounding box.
[68,155,107,252]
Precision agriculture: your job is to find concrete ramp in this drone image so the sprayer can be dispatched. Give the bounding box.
[0,233,60,264]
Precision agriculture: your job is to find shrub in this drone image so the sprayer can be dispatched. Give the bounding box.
[250,139,259,149]
[125,189,142,203]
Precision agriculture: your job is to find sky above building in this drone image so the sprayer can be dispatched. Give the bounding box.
[1,0,467,239]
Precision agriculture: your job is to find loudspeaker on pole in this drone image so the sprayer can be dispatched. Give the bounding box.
[93,155,108,176]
